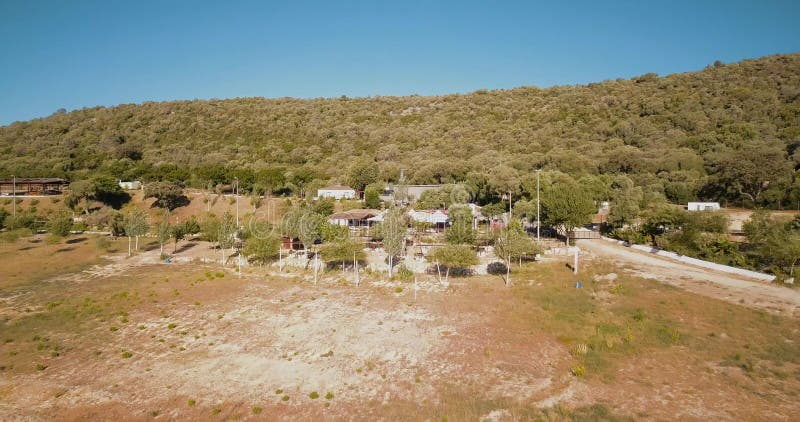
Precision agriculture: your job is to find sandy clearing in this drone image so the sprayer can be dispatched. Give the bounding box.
[577,239,800,317]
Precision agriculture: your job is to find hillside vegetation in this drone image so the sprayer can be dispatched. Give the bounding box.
[1,54,799,208]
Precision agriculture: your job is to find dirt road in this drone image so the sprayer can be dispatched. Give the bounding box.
[577,239,800,317]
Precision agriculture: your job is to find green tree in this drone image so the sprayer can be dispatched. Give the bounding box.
[156,219,172,255]
[364,185,382,209]
[487,165,521,202]
[377,207,407,278]
[217,212,237,266]
[608,176,643,228]
[144,181,188,211]
[45,209,73,238]
[123,208,149,256]
[494,222,542,268]
[445,204,476,245]
[640,204,686,246]
[320,222,349,242]
[310,197,335,216]
[320,238,365,273]
[705,143,793,206]
[428,244,478,283]
[170,217,200,252]
[481,202,506,220]
[346,159,380,192]
[243,230,281,266]
[541,179,596,245]
[66,176,130,214]
[743,211,800,277]
[0,208,9,230]
[201,214,221,243]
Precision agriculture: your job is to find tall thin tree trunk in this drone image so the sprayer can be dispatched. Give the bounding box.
[128,236,132,257]
[506,255,511,287]
[135,235,139,251]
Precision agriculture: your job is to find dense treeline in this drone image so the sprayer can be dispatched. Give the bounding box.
[1,53,799,208]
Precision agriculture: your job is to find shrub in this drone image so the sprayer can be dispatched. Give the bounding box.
[570,364,586,377]
[95,236,112,251]
[309,391,319,399]
[394,264,413,281]
[121,351,132,358]
[0,228,31,243]
[487,261,508,275]
[325,392,334,400]
[251,406,262,414]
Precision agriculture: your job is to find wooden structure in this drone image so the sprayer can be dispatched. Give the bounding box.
[569,227,601,240]
[0,177,68,195]
[329,209,381,228]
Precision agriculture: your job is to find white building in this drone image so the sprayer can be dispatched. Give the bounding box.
[118,181,142,190]
[687,202,720,211]
[317,185,356,200]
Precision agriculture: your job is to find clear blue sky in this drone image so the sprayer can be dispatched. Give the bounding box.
[1,0,799,126]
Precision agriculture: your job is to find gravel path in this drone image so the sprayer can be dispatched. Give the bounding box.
[577,239,800,317]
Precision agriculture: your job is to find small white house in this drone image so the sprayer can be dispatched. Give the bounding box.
[119,180,142,190]
[317,185,356,200]
[687,202,720,211]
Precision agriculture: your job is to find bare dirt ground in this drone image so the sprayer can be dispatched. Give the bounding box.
[724,208,799,232]
[1,236,800,420]
[577,238,800,317]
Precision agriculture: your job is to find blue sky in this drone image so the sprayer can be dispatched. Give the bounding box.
[1,0,799,126]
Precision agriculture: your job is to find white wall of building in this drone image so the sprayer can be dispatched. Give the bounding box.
[687,202,720,211]
[318,189,356,199]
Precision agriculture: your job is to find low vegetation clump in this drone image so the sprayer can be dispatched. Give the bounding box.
[486,261,508,276]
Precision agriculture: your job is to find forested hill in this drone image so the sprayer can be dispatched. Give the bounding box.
[1,53,799,207]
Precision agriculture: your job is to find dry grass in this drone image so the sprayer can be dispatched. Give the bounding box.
[0,241,799,419]
[0,235,125,289]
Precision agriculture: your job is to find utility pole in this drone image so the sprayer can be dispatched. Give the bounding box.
[234,177,239,228]
[314,251,319,286]
[536,169,541,241]
[354,251,359,286]
[12,175,16,217]
[573,249,579,275]
[508,190,512,224]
